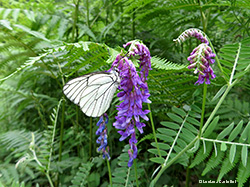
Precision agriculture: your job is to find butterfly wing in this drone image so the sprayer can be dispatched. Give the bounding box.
[63,71,120,117]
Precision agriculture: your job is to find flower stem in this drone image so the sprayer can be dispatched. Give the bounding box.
[198,83,207,137]
[89,117,93,157]
[107,159,113,187]
[147,103,161,157]
[134,159,139,187]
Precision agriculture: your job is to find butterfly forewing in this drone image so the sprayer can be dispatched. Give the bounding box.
[63,71,120,117]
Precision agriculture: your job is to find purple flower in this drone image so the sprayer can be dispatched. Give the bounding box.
[187,43,216,85]
[110,41,151,167]
[96,113,110,160]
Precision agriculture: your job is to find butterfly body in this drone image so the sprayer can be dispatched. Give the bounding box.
[63,70,120,117]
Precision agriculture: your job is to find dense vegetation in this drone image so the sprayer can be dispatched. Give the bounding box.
[1,0,250,186]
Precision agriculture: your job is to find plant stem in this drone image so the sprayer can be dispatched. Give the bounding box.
[58,98,65,162]
[72,0,79,42]
[132,9,135,39]
[89,117,93,157]
[147,103,161,157]
[46,173,55,187]
[86,0,89,27]
[107,159,113,187]
[201,81,236,135]
[134,159,139,187]
[198,0,206,32]
[150,137,198,187]
[57,98,65,187]
[75,106,80,155]
[185,166,190,187]
[198,83,207,137]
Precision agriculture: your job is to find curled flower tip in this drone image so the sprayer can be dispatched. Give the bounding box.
[187,43,216,85]
[123,40,152,82]
[174,28,209,45]
[96,114,110,159]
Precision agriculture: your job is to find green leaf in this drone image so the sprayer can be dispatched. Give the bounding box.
[167,113,183,123]
[150,157,164,164]
[220,143,227,151]
[172,106,186,117]
[228,120,243,141]
[241,145,248,167]
[212,85,227,101]
[217,122,234,140]
[12,9,20,22]
[213,142,218,157]
[151,142,170,150]
[148,149,167,156]
[14,24,50,42]
[186,117,200,126]
[240,121,250,143]
[0,19,13,30]
[3,8,11,19]
[229,144,236,164]
[156,134,174,142]
[160,121,180,129]
[78,24,96,41]
[157,128,177,136]
[188,139,200,153]
[203,116,219,137]
[23,9,35,22]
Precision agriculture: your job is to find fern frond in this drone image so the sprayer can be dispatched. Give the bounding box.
[217,148,240,181]
[202,149,225,176]
[0,53,48,83]
[189,142,213,168]
[237,157,250,187]
[70,162,93,187]
[151,56,186,70]
[112,145,144,187]
[0,130,42,157]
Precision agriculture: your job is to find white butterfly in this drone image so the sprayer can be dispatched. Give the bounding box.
[63,70,120,117]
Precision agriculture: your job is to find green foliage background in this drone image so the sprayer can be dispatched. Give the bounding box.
[0,0,250,186]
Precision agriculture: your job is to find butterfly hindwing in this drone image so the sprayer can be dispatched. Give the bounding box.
[63,71,120,117]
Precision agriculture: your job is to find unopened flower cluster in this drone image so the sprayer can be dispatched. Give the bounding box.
[173,28,209,45]
[174,28,216,85]
[96,114,110,159]
[109,41,151,167]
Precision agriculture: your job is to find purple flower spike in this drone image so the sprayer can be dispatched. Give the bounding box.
[110,40,152,167]
[187,43,216,85]
[96,113,110,160]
